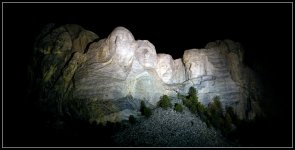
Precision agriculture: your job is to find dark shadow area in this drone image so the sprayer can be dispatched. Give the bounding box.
[4,101,122,147]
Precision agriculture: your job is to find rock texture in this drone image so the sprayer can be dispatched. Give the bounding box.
[156,54,175,84]
[30,24,262,124]
[182,48,241,114]
[135,40,157,69]
[113,107,236,147]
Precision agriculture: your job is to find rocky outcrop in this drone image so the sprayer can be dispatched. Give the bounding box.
[30,24,98,114]
[205,40,262,119]
[135,40,157,69]
[30,24,262,123]
[181,48,244,118]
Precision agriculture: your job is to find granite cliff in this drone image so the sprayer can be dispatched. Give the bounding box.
[29,24,262,124]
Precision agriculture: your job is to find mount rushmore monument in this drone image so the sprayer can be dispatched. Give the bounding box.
[29,24,262,124]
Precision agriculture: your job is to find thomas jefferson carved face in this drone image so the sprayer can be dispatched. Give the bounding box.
[135,40,157,68]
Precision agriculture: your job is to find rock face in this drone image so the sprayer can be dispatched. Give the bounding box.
[135,40,157,69]
[181,48,244,118]
[183,49,214,79]
[30,24,262,123]
[156,54,175,84]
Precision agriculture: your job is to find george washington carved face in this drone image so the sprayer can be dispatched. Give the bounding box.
[109,27,137,68]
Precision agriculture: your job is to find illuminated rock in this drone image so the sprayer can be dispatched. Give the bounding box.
[156,54,174,84]
[31,25,262,123]
[73,27,138,101]
[173,58,186,83]
[183,49,214,79]
[182,48,237,115]
[155,54,186,84]
[135,40,157,69]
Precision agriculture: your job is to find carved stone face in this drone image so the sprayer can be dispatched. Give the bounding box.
[88,27,137,80]
[135,40,157,68]
[109,27,137,68]
[156,54,174,84]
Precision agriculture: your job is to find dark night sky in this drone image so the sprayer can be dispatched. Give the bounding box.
[4,3,292,67]
[3,2,293,147]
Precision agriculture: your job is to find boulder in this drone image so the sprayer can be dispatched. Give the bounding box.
[30,24,98,114]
